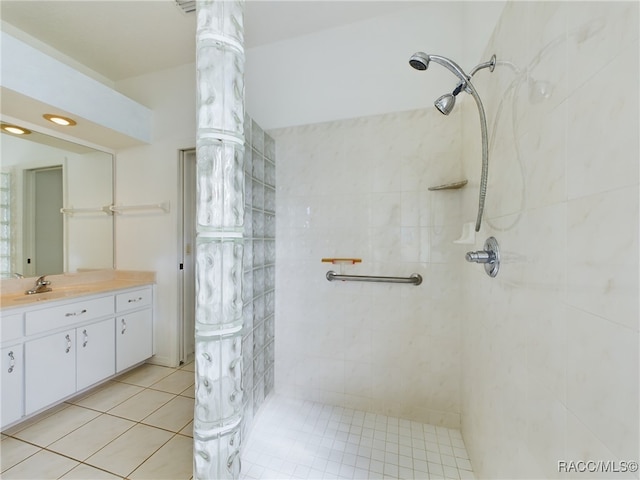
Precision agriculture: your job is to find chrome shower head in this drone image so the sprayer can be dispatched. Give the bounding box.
[434,93,456,115]
[409,52,430,71]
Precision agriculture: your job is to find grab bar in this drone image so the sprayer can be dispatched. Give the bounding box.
[326,270,422,286]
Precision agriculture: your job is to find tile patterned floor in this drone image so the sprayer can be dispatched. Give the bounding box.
[2,363,475,480]
[241,396,475,480]
[1,362,195,480]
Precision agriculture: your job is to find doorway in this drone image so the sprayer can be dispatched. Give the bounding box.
[178,149,196,365]
[23,165,64,276]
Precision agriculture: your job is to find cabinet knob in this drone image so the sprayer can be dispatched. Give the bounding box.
[65,334,72,353]
[82,329,89,347]
[7,351,15,373]
[65,309,87,318]
[121,319,127,335]
[128,297,143,303]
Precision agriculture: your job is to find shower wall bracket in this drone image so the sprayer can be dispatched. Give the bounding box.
[466,236,500,277]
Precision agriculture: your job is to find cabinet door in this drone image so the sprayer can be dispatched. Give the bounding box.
[116,309,152,373]
[77,318,115,391]
[25,329,76,415]
[1,344,24,427]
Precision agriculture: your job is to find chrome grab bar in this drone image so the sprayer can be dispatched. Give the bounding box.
[326,270,422,286]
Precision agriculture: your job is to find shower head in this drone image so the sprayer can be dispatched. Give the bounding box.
[434,83,464,115]
[409,52,430,71]
[434,93,456,115]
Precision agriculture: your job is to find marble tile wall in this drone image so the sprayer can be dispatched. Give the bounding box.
[271,108,468,428]
[241,116,276,437]
[459,2,639,478]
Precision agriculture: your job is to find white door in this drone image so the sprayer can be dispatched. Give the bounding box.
[1,344,24,427]
[77,318,115,391]
[25,329,76,414]
[179,149,196,364]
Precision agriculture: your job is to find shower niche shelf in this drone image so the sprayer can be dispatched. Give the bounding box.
[428,180,468,191]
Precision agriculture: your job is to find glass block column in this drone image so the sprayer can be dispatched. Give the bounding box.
[194,1,245,479]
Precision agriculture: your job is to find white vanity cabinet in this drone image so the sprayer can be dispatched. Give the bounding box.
[1,343,24,426]
[76,317,116,391]
[115,288,153,373]
[1,284,154,428]
[25,328,77,414]
[1,313,25,426]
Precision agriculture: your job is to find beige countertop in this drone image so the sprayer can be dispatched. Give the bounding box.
[1,270,155,310]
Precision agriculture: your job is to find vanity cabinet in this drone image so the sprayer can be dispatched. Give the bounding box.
[25,328,77,414]
[1,343,24,426]
[76,317,115,391]
[1,284,154,428]
[115,288,153,373]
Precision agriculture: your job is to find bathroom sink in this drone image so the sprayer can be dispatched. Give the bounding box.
[3,288,93,305]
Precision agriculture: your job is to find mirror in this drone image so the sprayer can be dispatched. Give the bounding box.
[0,128,114,278]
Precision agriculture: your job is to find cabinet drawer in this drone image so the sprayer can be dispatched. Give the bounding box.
[25,296,114,336]
[1,313,23,342]
[116,288,151,312]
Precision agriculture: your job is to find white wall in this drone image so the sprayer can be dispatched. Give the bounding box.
[246,2,505,130]
[114,63,196,367]
[459,2,639,477]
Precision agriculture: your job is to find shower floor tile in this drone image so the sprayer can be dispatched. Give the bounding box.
[241,395,475,480]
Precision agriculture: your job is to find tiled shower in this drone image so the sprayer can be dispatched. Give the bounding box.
[255,2,639,479]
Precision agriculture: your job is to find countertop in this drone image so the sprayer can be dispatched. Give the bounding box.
[0,270,155,310]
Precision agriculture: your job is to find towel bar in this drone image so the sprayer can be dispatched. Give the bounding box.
[326,270,422,286]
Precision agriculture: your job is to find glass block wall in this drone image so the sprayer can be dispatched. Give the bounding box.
[242,115,276,436]
[0,172,12,278]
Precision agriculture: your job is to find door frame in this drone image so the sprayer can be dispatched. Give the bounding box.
[177,148,196,365]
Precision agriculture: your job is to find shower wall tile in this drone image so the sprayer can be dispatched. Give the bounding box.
[566,44,639,200]
[272,108,463,428]
[460,2,639,478]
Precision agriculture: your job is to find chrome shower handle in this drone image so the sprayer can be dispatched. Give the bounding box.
[466,237,500,278]
[466,251,494,263]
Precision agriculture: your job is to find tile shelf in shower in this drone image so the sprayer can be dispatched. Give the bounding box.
[321,258,362,264]
[428,179,468,191]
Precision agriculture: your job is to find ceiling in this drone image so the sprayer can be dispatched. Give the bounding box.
[0,0,417,83]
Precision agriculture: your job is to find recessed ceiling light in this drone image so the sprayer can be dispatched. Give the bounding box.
[1,124,31,135]
[43,114,77,126]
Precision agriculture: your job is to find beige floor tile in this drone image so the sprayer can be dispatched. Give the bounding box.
[150,370,195,394]
[85,424,173,477]
[115,364,176,387]
[129,434,193,479]
[180,361,195,372]
[179,420,193,438]
[59,463,124,479]
[0,437,41,473]
[141,396,194,432]
[48,414,135,461]
[180,385,195,399]
[1,402,69,436]
[13,405,100,447]
[108,389,175,422]
[69,381,144,412]
[1,449,78,479]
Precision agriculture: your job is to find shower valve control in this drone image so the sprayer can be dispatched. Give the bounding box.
[466,236,500,278]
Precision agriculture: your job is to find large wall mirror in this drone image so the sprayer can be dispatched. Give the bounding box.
[1,128,114,278]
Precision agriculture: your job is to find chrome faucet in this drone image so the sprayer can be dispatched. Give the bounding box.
[25,275,52,295]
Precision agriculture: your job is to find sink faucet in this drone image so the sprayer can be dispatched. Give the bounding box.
[25,275,52,295]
